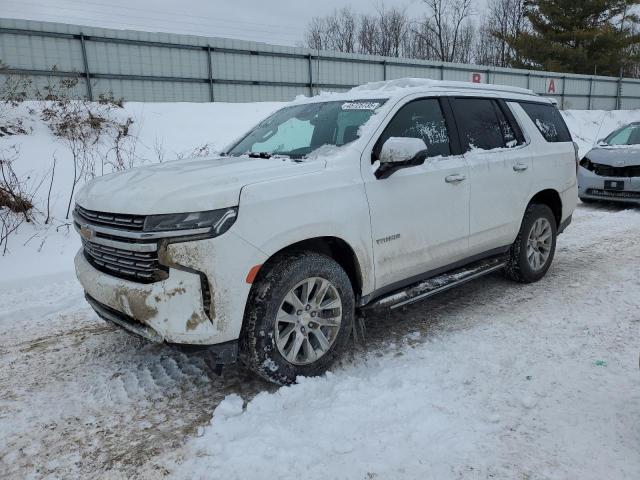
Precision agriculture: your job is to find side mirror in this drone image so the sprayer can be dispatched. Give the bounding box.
[376,137,428,179]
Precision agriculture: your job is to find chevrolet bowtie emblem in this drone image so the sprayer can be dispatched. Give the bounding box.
[79,225,95,240]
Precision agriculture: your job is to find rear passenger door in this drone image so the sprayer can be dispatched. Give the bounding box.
[451,97,533,255]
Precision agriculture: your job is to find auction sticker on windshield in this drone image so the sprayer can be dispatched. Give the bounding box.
[341,101,381,110]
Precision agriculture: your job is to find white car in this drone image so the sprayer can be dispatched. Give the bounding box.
[578,122,640,204]
[74,79,578,384]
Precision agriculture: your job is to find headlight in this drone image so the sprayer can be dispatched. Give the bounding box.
[144,207,238,236]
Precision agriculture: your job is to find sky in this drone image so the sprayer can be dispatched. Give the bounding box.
[0,0,487,46]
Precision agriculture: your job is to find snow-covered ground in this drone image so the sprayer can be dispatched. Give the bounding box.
[1,100,640,479]
[1,202,639,479]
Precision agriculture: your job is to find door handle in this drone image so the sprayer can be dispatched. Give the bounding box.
[513,163,529,172]
[445,174,466,184]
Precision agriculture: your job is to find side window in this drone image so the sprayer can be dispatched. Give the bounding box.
[519,102,572,143]
[452,98,506,151]
[374,98,451,160]
[494,103,523,147]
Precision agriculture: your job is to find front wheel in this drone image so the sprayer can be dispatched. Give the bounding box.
[240,251,354,385]
[504,203,557,283]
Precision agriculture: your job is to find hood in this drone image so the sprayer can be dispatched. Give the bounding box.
[585,146,640,167]
[76,155,325,215]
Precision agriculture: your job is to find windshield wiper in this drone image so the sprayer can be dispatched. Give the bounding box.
[248,152,273,158]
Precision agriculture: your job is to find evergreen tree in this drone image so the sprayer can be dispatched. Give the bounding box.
[505,0,640,76]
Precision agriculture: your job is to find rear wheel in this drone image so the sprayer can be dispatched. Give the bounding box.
[504,203,557,283]
[240,251,354,385]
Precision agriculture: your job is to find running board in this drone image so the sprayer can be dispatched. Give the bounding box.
[367,256,507,310]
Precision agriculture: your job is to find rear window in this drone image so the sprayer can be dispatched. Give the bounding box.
[452,98,522,151]
[519,102,572,143]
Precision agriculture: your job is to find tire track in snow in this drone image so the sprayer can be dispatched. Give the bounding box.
[0,204,638,479]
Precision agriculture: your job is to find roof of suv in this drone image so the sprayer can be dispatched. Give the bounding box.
[296,78,546,105]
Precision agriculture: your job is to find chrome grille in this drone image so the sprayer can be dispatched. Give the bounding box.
[82,239,168,283]
[75,205,145,231]
[74,205,168,283]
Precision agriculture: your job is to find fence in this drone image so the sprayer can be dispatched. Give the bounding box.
[2,17,640,109]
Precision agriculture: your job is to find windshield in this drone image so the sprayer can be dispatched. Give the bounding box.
[227,99,386,158]
[604,124,640,146]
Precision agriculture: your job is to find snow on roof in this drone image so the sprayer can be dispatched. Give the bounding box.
[294,78,541,105]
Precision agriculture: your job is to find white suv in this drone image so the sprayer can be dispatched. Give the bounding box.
[74,79,578,384]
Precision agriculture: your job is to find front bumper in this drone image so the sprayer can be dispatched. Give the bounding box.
[85,293,239,363]
[76,250,218,344]
[75,231,267,346]
[578,167,640,204]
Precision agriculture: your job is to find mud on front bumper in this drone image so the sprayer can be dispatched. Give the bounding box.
[75,250,218,343]
[75,232,267,350]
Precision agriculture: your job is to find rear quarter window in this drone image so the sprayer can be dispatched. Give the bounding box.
[519,102,572,143]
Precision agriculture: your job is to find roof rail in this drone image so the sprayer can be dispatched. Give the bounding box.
[350,78,538,97]
[429,82,538,96]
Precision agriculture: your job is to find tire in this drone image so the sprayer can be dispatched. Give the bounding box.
[504,203,557,284]
[239,251,355,385]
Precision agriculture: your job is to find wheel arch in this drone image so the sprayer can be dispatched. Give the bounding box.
[528,189,562,228]
[253,236,364,299]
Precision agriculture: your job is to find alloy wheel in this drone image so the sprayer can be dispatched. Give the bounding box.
[274,277,343,365]
[526,217,553,271]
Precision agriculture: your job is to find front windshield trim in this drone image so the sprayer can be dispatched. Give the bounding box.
[226,98,387,159]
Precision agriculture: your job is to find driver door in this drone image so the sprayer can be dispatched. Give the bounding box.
[362,97,470,290]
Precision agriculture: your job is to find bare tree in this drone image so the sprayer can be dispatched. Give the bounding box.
[306,6,410,57]
[0,61,31,137]
[38,76,136,218]
[417,0,475,63]
[0,146,35,254]
[357,14,380,55]
[305,8,357,53]
[305,17,325,51]
[475,0,527,67]
[405,18,438,60]
[376,5,409,57]
[303,0,485,65]
[331,8,357,53]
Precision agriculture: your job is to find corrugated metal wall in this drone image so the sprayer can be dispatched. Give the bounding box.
[2,18,640,109]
